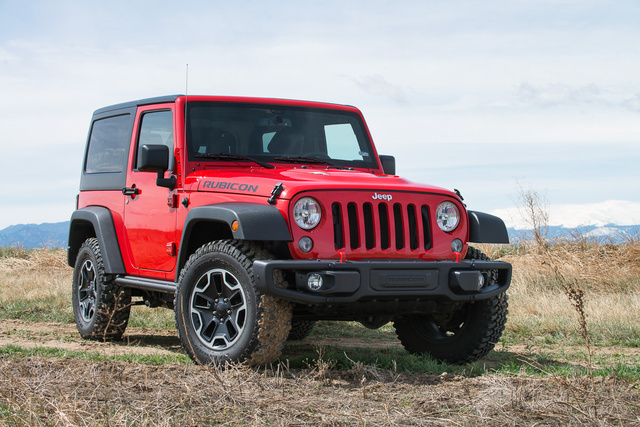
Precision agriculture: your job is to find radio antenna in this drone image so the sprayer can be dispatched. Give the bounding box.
[184,64,189,148]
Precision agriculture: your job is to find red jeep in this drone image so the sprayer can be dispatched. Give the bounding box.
[68,95,511,365]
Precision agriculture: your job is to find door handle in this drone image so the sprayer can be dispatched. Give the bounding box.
[122,187,140,196]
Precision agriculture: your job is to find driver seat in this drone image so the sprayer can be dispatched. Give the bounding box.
[267,128,303,155]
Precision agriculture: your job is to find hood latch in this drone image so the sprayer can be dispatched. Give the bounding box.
[268,182,284,205]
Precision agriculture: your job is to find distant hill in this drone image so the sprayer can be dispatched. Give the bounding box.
[0,221,637,249]
[0,222,69,249]
[508,224,639,244]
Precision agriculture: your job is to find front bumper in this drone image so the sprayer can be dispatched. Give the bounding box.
[253,258,512,305]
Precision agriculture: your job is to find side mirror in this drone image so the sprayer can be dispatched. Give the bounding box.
[138,144,176,190]
[379,155,396,175]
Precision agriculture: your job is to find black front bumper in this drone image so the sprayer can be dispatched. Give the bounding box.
[253,258,512,305]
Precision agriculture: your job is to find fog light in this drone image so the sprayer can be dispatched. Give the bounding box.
[451,239,463,253]
[299,236,314,253]
[478,274,485,288]
[307,273,323,291]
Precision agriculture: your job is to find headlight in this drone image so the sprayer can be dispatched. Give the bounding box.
[436,201,460,232]
[293,197,322,230]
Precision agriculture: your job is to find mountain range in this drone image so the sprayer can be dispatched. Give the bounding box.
[0,221,636,249]
[0,222,70,249]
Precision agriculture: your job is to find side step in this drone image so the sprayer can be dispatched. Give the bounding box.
[114,276,177,294]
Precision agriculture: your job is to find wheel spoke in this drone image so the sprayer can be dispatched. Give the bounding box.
[201,316,219,342]
[223,314,240,339]
[193,292,215,310]
[227,289,244,308]
[80,299,94,319]
[80,261,93,282]
[212,322,233,348]
[220,272,239,296]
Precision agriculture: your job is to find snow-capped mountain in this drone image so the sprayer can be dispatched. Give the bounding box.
[492,200,640,243]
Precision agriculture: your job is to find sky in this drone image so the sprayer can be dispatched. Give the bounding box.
[1,0,639,230]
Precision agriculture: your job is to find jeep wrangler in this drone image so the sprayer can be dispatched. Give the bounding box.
[68,95,511,365]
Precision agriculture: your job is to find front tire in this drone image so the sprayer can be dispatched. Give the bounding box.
[72,238,131,341]
[175,240,292,365]
[394,247,508,364]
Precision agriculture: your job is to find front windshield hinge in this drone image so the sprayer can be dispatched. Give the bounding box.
[268,182,284,205]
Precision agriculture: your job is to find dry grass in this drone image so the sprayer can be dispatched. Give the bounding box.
[482,240,640,346]
[0,249,70,303]
[0,355,638,426]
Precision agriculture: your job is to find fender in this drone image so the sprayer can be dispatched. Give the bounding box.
[67,206,126,274]
[468,211,510,244]
[176,202,292,279]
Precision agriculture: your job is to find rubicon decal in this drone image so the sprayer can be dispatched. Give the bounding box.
[372,193,392,201]
[202,181,259,192]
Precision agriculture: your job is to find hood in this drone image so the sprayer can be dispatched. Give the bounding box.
[186,166,459,201]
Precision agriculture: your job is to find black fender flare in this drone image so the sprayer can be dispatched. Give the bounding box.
[468,211,510,244]
[176,202,292,280]
[67,206,126,274]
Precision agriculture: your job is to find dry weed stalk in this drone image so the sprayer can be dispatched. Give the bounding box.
[307,346,336,383]
[516,186,603,417]
[516,181,549,251]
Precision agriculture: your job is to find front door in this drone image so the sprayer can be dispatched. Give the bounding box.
[123,106,178,276]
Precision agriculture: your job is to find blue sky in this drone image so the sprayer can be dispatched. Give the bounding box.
[1,0,639,229]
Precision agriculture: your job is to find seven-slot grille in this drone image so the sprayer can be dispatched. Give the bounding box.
[331,201,432,253]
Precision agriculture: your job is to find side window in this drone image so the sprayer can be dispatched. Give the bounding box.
[136,110,174,170]
[325,123,366,161]
[85,115,131,173]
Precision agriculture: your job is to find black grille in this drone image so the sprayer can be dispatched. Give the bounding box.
[332,201,432,252]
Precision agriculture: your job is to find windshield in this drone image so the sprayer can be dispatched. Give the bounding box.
[186,102,377,168]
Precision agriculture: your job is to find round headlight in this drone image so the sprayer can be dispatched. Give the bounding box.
[293,197,322,230]
[436,201,460,232]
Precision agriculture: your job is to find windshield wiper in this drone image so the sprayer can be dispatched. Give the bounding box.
[273,156,345,169]
[195,153,275,169]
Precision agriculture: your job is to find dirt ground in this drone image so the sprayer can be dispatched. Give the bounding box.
[1,318,640,425]
[0,318,183,358]
[2,318,639,366]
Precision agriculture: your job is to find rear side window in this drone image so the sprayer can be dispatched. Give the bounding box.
[85,114,131,173]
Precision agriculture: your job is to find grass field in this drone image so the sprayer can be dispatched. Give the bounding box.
[0,241,639,425]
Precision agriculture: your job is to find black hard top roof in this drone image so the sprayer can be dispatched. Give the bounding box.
[93,95,182,115]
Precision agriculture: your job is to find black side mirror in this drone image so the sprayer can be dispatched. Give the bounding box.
[138,144,176,190]
[379,155,396,175]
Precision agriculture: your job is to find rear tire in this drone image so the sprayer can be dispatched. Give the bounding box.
[287,318,316,341]
[72,238,131,341]
[175,240,292,365]
[394,247,508,364]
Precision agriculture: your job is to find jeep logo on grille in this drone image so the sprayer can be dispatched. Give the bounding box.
[372,193,392,201]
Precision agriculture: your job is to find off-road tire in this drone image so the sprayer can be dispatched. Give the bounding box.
[287,319,316,341]
[175,240,292,365]
[72,238,131,341]
[394,246,508,364]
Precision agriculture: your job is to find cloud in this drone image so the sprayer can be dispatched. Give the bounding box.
[350,75,409,105]
[516,82,604,108]
[621,93,640,112]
